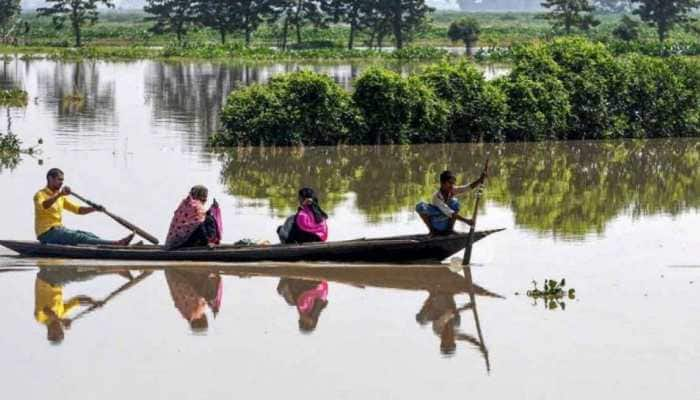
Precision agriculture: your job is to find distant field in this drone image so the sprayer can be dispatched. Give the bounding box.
[10,10,699,48]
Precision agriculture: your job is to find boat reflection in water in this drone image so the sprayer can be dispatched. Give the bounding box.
[33,264,152,343]
[165,270,223,332]
[24,262,500,369]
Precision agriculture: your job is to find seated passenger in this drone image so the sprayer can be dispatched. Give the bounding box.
[415,170,486,236]
[165,186,222,250]
[278,187,328,244]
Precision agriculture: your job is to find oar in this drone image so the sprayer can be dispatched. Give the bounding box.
[71,191,160,245]
[462,157,490,266]
[68,271,153,323]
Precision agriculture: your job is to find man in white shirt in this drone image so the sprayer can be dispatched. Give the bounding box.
[415,170,486,235]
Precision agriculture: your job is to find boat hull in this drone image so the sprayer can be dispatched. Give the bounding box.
[0,230,503,264]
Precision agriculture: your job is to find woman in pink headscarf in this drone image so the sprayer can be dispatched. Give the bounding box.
[165,185,223,250]
[281,187,328,244]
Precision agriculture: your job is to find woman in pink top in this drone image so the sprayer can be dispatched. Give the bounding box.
[286,187,329,244]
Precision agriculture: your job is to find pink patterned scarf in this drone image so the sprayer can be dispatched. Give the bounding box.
[296,206,328,242]
[165,195,207,250]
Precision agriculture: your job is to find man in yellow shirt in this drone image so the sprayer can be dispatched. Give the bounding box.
[34,168,134,246]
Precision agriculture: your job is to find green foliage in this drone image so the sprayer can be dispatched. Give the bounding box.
[197,1,277,46]
[546,37,628,139]
[144,0,198,45]
[0,89,28,107]
[352,67,446,144]
[526,279,576,311]
[541,0,600,34]
[619,54,700,137]
[447,17,481,52]
[632,0,700,42]
[212,38,700,146]
[0,0,21,33]
[613,15,641,42]
[498,73,571,141]
[216,70,359,146]
[391,46,448,60]
[373,0,434,49]
[420,62,506,141]
[37,0,115,47]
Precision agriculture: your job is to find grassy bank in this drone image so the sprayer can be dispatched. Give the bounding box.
[0,11,697,62]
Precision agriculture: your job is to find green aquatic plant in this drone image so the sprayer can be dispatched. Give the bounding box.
[61,91,86,112]
[0,89,28,107]
[526,279,576,310]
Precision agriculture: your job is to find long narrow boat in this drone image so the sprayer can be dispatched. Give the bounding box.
[0,229,503,263]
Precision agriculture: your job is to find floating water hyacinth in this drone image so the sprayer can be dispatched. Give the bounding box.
[526,279,576,311]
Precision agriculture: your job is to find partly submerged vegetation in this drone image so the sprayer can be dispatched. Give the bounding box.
[212,38,700,146]
[0,89,28,107]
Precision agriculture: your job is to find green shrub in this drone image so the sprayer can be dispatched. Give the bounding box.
[216,71,359,146]
[619,54,699,137]
[0,89,28,107]
[352,68,447,144]
[542,38,628,139]
[419,62,507,141]
[498,74,571,141]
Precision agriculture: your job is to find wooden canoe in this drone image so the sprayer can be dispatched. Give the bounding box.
[0,229,503,263]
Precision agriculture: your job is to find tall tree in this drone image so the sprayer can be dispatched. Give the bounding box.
[592,0,631,13]
[199,0,277,45]
[448,17,481,55]
[321,0,367,49]
[144,0,198,46]
[378,0,433,49]
[0,0,21,37]
[631,0,700,42]
[37,0,114,47]
[276,0,324,47]
[541,0,600,34]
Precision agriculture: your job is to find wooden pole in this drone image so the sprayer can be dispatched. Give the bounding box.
[71,192,160,245]
[463,158,490,266]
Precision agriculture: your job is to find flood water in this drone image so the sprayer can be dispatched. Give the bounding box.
[1,58,699,399]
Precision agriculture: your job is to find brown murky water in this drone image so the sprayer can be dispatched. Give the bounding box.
[1,58,699,399]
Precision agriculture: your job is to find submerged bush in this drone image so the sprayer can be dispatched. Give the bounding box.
[498,74,571,141]
[0,89,28,107]
[213,39,700,146]
[216,71,359,146]
[419,62,507,141]
[352,68,447,144]
[619,55,700,138]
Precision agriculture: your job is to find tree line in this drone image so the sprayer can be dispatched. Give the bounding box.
[144,0,435,49]
[1,0,697,48]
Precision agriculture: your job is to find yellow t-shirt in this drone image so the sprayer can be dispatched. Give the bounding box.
[34,278,80,324]
[33,187,82,237]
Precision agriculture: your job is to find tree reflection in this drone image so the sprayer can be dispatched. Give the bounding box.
[221,140,700,238]
[36,61,116,130]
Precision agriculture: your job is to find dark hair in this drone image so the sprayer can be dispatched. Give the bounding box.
[298,187,328,223]
[189,185,208,200]
[440,170,456,184]
[46,168,64,180]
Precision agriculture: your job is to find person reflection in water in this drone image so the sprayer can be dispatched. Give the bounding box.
[34,268,131,344]
[277,278,328,333]
[165,270,222,332]
[416,291,468,355]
